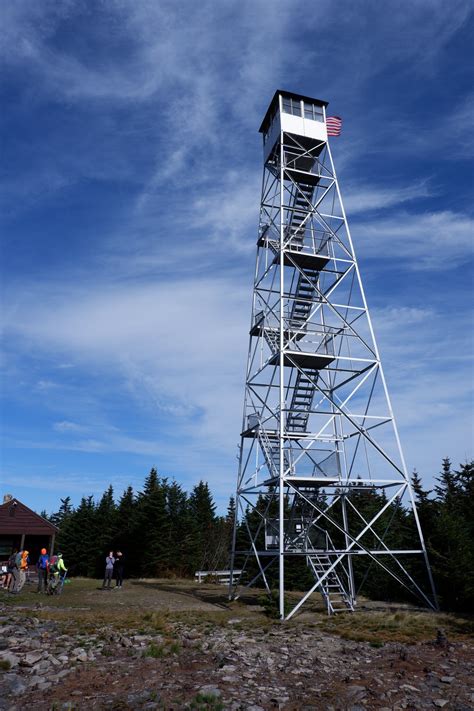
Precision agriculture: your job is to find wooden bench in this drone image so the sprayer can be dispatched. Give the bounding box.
[194,569,243,585]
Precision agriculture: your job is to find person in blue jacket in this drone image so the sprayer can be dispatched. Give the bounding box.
[36,548,49,593]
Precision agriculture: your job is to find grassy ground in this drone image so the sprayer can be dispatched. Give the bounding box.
[2,576,472,644]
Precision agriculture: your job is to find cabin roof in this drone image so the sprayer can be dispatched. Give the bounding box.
[0,498,59,535]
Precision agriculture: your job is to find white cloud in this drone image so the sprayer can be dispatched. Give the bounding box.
[353,210,474,269]
[342,181,432,215]
[190,170,260,253]
[53,420,88,433]
[36,379,58,391]
[368,302,474,481]
[3,275,250,454]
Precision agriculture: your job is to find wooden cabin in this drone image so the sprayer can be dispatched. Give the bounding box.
[0,495,58,564]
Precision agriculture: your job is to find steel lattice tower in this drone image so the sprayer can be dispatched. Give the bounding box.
[229,90,437,619]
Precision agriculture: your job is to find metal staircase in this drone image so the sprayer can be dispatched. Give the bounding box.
[258,427,292,478]
[286,368,318,433]
[262,184,324,439]
[263,326,279,355]
[287,183,314,250]
[307,553,354,614]
[289,267,320,329]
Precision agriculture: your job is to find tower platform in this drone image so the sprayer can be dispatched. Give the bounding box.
[263,476,338,488]
[269,350,334,370]
[277,249,330,271]
[284,167,323,186]
[257,235,330,271]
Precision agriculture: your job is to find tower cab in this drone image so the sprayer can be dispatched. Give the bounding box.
[259,90,329,163]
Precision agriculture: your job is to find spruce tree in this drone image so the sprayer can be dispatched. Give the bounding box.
[113,486,137,575]
[93,485,117,576]
[165,481,189,576]
[188,481,217,571]
[50,496,73,529]
[58,496,97,576]
[136,469,169,576]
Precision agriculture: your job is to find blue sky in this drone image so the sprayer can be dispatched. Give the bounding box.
[1,0,473,515]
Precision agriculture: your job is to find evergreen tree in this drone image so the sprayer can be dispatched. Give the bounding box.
[58,496,97,576]
[112,486,138,575]
[136,469,169,576]
[434,457,457,500]
[429,460,474,611]
[50,496,73,528]
[188,481,217,571]
[93,485,117,576]
[164,481,189,575]
[226,496,236,527]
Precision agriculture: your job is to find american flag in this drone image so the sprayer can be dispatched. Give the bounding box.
[326,116,342,137]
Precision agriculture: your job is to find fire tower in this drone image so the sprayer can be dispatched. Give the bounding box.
[229,90,437,619]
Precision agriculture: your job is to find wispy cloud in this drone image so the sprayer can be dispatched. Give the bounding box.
[370,303,474,480]
[53,420,88,433]
[353,210,474,270]
[2,275,250,456]
[343,181,433,215]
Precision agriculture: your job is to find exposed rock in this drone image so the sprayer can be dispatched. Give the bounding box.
[0,652,20,668]
[1,600,473,710]
[21,651,43,667]
[3,673,28,694]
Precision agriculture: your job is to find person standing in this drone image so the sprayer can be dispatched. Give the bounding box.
[102,551,115,590]
[47,553,67,594]
[36,548,49,593]
[3,549,18,591]
[114,551,124,589]
[10,550,22,593]
[16,550,29,593]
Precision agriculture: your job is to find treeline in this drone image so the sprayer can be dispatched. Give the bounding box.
[412,458,473,612]
[48,458,473,612]
[49,469,235,580]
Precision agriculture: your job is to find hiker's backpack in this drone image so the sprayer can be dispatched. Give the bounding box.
[8,553,17,569]
[49,555,58,573]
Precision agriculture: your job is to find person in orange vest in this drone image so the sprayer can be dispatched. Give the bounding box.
[11,550,29,593]
[18,550,29,592]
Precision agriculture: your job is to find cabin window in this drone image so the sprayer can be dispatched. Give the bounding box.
[263,107,278,144]
[282,97,302,117]
[304,101,324,122]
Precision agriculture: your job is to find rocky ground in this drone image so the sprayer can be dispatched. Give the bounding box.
[0,579,473,710]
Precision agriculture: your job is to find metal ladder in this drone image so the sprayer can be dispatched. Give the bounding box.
[287,183,314,250]
[263,326,279,355]
[286,368,318,433]
[258,427,292,479]
[307,553,354,614]
[289,266,320,329]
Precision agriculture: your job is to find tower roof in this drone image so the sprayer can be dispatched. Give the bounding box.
[259,90,329,134]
